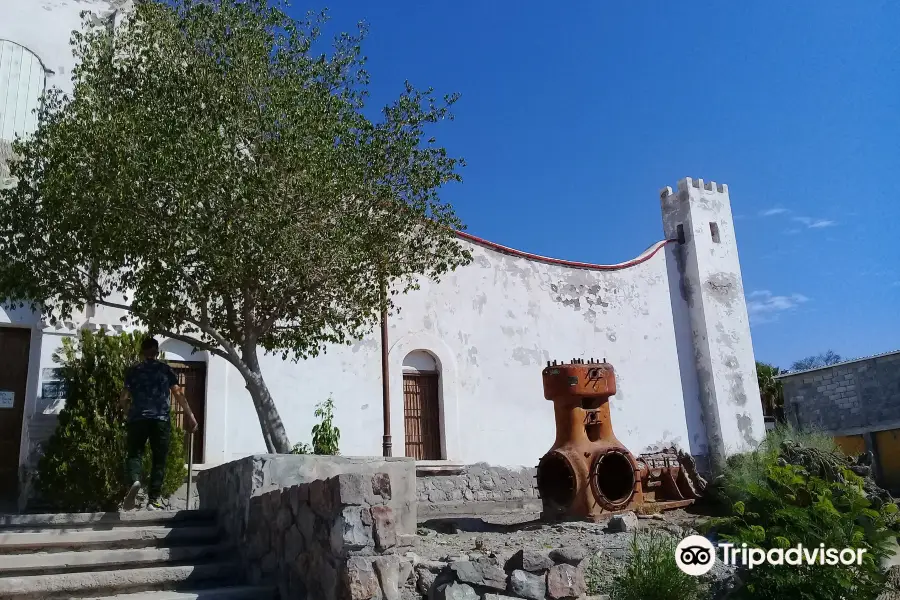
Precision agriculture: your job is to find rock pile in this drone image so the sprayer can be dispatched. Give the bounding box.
[403,511,738,600]
[405,547,592,600]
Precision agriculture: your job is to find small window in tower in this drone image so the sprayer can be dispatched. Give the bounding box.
[709,222,721,244]
[676,224,686,244]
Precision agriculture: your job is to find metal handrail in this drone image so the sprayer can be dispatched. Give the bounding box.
[185,431,194,509]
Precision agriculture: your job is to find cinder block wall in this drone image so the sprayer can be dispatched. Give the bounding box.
[782,353,900,435]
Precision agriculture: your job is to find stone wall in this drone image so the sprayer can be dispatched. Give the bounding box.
[417,464,541,520]
[196,454,417,544]
[782,352,900,435]
[243,472,414,600]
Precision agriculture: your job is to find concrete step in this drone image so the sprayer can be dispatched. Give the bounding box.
[81,586,277,600]
[0,563,239,599]
[0,545,224,575]
[0,511,215,530]
[0,526,219,553]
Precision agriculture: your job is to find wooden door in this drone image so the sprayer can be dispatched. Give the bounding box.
[168,361,206,464]
[0,327,31,499]
[403,373,441,460]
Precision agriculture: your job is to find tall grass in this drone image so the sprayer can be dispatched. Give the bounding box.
[719,423,840,504]
[609,531,703,600]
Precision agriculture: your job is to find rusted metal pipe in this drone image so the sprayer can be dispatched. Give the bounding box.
[380,280,392,457]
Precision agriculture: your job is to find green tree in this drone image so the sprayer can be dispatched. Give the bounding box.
[790,350,843,372]
[0,0,471,453]
[755,361,784,416]
[35,329,187,511]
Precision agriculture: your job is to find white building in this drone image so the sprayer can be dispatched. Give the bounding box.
[0,0,765,507]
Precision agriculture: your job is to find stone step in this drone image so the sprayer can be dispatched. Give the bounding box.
[0,545,224,575]
[0,563,239,599]
[0,526,219,553]
[81,586,276,600]
[0,511,215,530]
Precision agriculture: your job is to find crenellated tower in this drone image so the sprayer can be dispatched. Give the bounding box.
[660,178,764,474]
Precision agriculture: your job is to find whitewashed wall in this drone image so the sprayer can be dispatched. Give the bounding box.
[220,235,709,467]
[2,180,766,478]
[0,0,128,99]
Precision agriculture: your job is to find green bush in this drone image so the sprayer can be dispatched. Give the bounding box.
[612,531,704,600]
[707,429,899,599]
[35,329,187,511]
[718,424,839,505]
[291,396,340,455]
[583,531,703,600]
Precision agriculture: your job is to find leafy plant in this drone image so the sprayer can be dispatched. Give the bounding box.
[718,424,839,505]
[311,396,340,455]
[35,329,187,511]
[756,361,784,416]
[610,531,704,600]
[289,396,340,455]
[706,435,899,599]
[0,0,471,454]
[290,442,312,455]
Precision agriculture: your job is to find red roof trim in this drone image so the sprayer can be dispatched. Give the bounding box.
[454,231,675,271]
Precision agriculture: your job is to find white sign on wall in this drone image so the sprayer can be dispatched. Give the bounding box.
[0,391,14,409]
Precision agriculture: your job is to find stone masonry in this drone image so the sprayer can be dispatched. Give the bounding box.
[781,351,900,435]
[242,472,414,600]
[196,454,417,545]
[417,465,541,520]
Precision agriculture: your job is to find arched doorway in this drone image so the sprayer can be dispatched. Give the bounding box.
[402,351,442,460]
[160,340,208,464]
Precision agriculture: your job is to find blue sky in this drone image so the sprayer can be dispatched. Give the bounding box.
[299,1,899,370]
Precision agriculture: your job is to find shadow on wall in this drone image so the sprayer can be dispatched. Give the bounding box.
[665,245,708,459]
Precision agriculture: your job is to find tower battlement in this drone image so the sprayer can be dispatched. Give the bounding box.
[660,178,728,199]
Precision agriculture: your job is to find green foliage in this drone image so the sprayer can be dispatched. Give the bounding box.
[311,396,340,455]
[756,361,784,414]
[290,442,312,455]
[289,396,340,455]
[583,532,703,600]
[718,424,839,505]
[707,430,899,599]
[610,531,704,600]
[35,329,187,511]
[0,0,471,453]
[581,552,607,596]
[790,350,843,372]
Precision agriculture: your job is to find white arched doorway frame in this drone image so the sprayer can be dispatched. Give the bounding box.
[158,339,228,466]
[388,332,460,462]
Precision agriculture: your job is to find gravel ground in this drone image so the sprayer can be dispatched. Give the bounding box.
[414,510,701,564]
[410,508,735,598]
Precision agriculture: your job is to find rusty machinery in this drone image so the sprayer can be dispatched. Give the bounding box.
[535,359,706,522]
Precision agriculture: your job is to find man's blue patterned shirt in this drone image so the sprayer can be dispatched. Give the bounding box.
[124,360,177,422]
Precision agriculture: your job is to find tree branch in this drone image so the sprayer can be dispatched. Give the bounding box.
[93,297,244,365]
[156,328,228,360]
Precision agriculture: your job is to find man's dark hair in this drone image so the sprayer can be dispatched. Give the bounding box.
[141,337,160,353]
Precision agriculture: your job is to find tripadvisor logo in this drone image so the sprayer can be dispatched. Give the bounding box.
[676,536,717,576]
[675,535,868,576]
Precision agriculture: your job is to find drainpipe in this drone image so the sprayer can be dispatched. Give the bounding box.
[380,278,392,457]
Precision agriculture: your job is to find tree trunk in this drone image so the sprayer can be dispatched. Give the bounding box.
[239,345,292,454]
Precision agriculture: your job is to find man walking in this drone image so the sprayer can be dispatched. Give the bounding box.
[119,337,198,510]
